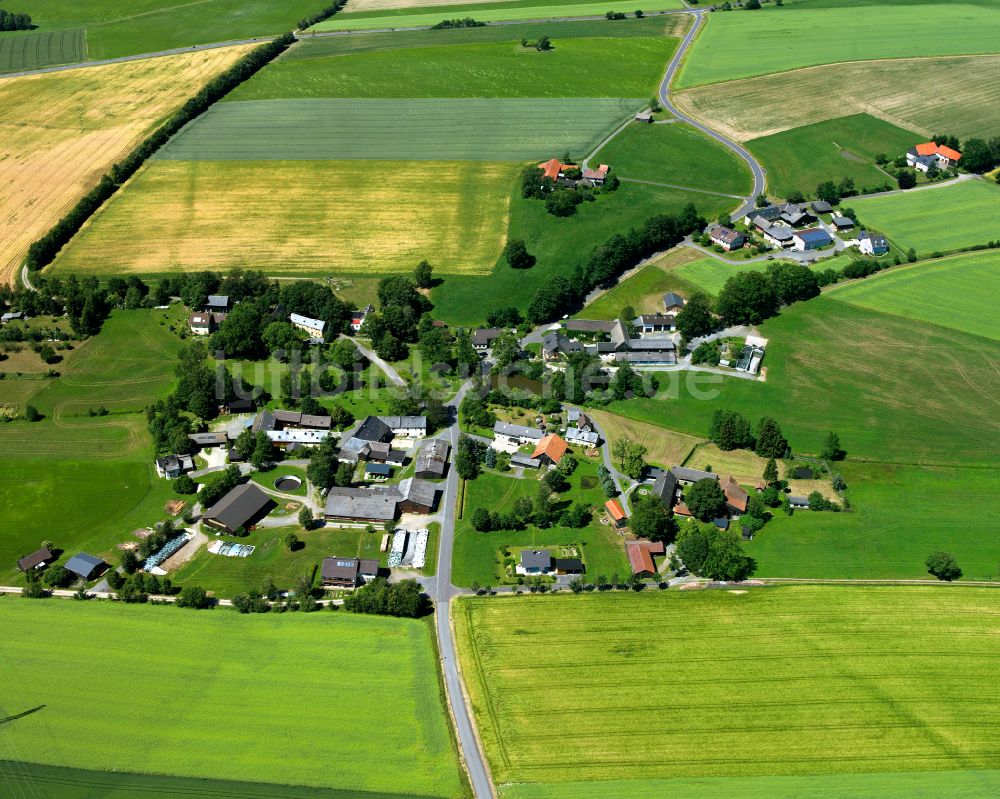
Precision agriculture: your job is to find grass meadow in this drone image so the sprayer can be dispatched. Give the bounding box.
[828,251,1000,341]
[49,160,518,277]
[849,179,1000,254]
[451,459,629,587]
[456,587,1000,789]
[578,247,703,318]
[585,409,701,468]
[14,0,319,60]
[0,28,86,72]
[594,120,753,195]
[609,297,1000,466]
[0,600,466,798]
[314,0,684,30]
[747,114,919,198]
[676,2,1000,88]
[672,254,770,296]
[155,98,645,161]
[0,45,252,286]
[230,36,676,99]
[675,54,1000,143]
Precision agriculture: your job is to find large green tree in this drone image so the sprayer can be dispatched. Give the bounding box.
[755,416,788,459]
[716,271,778,325]
[685,478,727,522]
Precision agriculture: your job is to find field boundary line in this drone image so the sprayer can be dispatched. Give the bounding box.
[759,578,1000,587]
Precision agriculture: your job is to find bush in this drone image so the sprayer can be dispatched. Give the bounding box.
[173,475,197,494]
[343,578,429,618]
[175,585,213,609]
[43,565,74,589]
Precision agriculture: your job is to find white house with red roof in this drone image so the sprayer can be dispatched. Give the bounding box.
[906,142,961,173]
[350,304,373,334]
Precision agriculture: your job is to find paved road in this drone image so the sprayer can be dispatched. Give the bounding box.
[431,379,496,799]
[656,10,766,222]
[341,334,407,387]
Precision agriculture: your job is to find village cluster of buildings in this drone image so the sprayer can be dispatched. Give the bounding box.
[906,141,961,173]
[187,295,372,342]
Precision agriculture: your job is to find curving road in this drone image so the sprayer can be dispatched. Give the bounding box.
[657,10,766,222]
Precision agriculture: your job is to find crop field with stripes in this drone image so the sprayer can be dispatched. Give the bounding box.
[0,29,86,72]
[456,587,1000,792]
[156,98,644,161]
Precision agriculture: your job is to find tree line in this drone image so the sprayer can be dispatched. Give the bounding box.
[298,1,345,30]
[26,34,295,273]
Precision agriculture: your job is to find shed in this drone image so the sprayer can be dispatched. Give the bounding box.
[17,547,54,572]
[65,553,105,581]
[604,499,628,529]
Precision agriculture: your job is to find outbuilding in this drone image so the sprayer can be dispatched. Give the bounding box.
[65,553,105,581]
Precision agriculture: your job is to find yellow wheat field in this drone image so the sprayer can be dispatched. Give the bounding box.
[0,46,254,286]
[675,55,1000,143]
[49,160,518,277]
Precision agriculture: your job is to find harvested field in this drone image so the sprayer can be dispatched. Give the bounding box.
[0,29,86,73]
[0,45,253,286]
[156,98,644,161]
[848,178,1000,254]
[828,250,1000,342]
[456,587,1000,788]
[587,409,701,468]
[675,55,1000,143]
[50,160,518,277]
[676,3,1000,88]
[684,443,838,501]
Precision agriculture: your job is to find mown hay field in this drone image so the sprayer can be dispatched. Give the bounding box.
[593,120,753,195]
[675,55,1000,142]
[0,45,253,286]
[49,160,518,277]
[456,587,1000,790]
[671,254,769,296]
[228,36,676,99]
[156,98,644,161]
[746,113,918,199]
[676,3,1000,88]
[0,28,86,72]
[828,250,1000,341]
[0,601,466,798]
[314,0,683,30]
[849,179,1000,254]
[586,409,701,468]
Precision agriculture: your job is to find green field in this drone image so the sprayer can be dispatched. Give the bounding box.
[456,587,1000,792]
[850,178,1000,254]
[451,459,629,587]
[577,247,702,319]
[229,36,676,99]
[314,0,684,31]
[672,254,769,295]
[13,0,320,60]
[0,28,86,72]
[747,114,919,199]
[677,2,1000,88]
[0,601,465,798]
[431,182,732,324]
[594,120,753,195]
[828,251,1000,341]
[156,98,645,161]
[609,297,1000,466]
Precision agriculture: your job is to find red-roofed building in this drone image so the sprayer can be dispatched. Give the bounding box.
[626,542,656,578]
[605,498,628,529]
[582,164,610,184]
[538,158,573,182]
[531,434,568,466]
[723,475,749,514]
[907,142,962,172]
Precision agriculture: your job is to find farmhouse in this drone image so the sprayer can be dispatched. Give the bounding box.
[757,222,795,248]
[652,470,679,505]
[662,292,686,314]
[415,438,450,479]
[381,416,427,438]
[350,304,373,333]
[780,202,815,227]
[17,547,53,573]
[632,313,676,333]
[723,475,749,514]
[493,421,545,448]
[537,158,573,182]
[793,228,834,252]
[542,330,583,360]
[205,295,230,314]
[858,230,889,255]
[581,164,610,184]
[671,466,719,485]
[707,224,746,251]
[906,142,961,172]
[471,328,503,352]
[155,453,194,479]
[289,313,326,339]
[64,553,106,582]
[531,434,568,467]
[592,320,677,365]
[321,557,380,589]
[188,432,229,448]
[266,428,332,449]
[202,483,275,534]
[568,410,595,432]
[744,205,783,225]
[518,549,552,575]
[188,312,223,335]
[605,499,628,529]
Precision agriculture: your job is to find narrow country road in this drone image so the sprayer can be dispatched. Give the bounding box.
[656,9,766,222]
[340,334,407,387]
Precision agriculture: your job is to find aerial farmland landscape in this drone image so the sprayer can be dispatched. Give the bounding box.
[1,1,998,798]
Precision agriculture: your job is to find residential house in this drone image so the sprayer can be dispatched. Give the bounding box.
[707,224,746,251]
[380,415,427,438]
[266,428,332,449]
[205,295,230,314]
[857,230,889,256]
[581,164,609,184]
[519,549,552,575]
[188,312,222,335]
[779,202,815,227]
[744,205,783,226]
[493,421,545,448]
[65,553,106,581]
[289,313,326,339]
[17,547,53,573]
[831,215,855,231]
[203,484,275,534]
[531,434,568,466]
[652,471,678,506]
[662,292,686,314]
[471,328,503,352]
[155,454,194,479]
[756,221,795,248]
[671,466,719,486]
[810,200,834,215]
[415,438,450,479]
[350,304,373,333]
[321,557,379,589]
[537,158,573,182]
[594,320,677,365]
[722,475,749,515]
[565,427,599,447]
[542,330,583,360]
[188,432,229,449]
[792,228,833,252]
[605,499,628,529]
[906,142,961,172]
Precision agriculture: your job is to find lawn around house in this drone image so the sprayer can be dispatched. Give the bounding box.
[455,587,1000,793]
[849,179,1000,254]
[0,600,466,798]
[675,2,1000,89]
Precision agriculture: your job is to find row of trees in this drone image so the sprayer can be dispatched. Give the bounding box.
[342,578,428,617]
[297,1,345,30]
[710,409,789,457]
[26,35,295,272]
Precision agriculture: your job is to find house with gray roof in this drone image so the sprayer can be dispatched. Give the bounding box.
[671,466,719,485]
[542,330,583,360]
[744,205,782,225]
[324,488,399,524]
[379,416,427,437]
[289,312,326,339]
[415,438,450,479]
[65,553,105,581]
[518,549,553,575]
[662,292,686,313]
[188,431,229,448]
[652,470,679,505]
[511,454,541,469]
[205,295,230,313]
[810,200,834,215]
[831,215,855,231]
[493,421,545,445]
[857,230,889,256]
[471,328,503,351]
[203,483,275,534]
